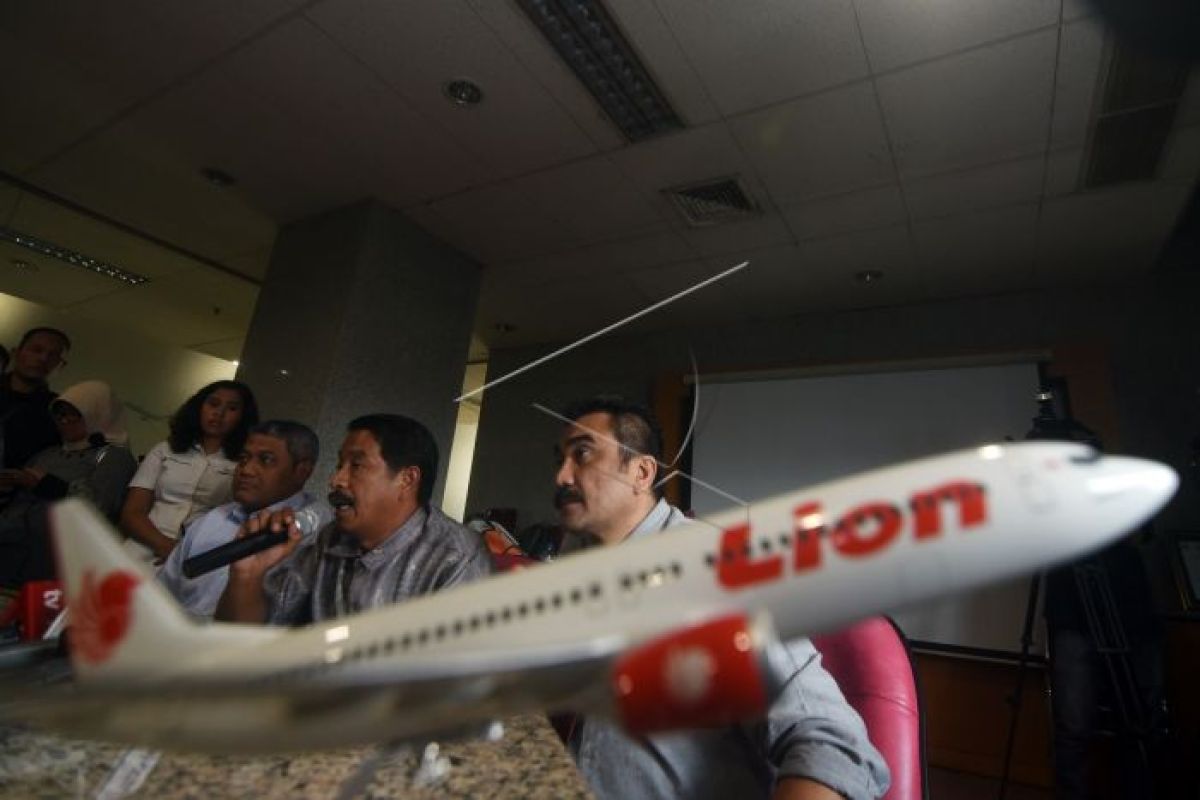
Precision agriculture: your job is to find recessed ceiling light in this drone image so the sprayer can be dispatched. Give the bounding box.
[444,78,484,107]
[9,258,37,272]
[855,270,884,284]
[201,167,236,187]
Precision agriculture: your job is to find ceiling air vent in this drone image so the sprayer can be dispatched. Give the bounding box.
[663,177,760,227]
[1083,42,1190,189]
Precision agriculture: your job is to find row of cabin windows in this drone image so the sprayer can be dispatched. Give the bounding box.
[276,580,607,678]
[617,561,683,591]
[273,559,695,680]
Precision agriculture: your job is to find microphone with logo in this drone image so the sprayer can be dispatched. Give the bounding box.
[181,507,323,579]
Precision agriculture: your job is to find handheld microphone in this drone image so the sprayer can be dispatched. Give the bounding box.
[181,507,323,579]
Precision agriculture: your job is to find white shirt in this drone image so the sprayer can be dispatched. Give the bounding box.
[128,440,237,541]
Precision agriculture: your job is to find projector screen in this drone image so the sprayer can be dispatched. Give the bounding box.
[689,360,1044,657]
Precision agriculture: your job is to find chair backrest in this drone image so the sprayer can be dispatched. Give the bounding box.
[811,617,927,800]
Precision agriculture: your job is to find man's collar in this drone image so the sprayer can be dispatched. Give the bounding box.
[625,497,674,542]
[228,490,310,525]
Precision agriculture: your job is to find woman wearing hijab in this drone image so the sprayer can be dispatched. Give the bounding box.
[0,380,137,615]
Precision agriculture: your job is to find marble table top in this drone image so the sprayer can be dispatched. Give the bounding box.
[0,714,591,799]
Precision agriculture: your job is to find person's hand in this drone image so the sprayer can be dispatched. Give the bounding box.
[152,539,176,564]
[0,468,44,490]
[0,469,20,490]
[228,508,304,579]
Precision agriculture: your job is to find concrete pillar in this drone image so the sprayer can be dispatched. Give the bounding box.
[239,200,479,502]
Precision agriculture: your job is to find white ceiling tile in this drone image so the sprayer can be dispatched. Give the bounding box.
[0,0,308,173]
[483,250,598,291]
[788,228,926,311]
[652,0,869,115]
[877,30,1057,178]
[429,182,581,264]
[307,0,598,181]
[913,204,1038,294]
[507,157,666,243]
[1050,17,1107,150]
[0,29,127,173]
[797,223,917,275]
[192,337,246,362]
[149,17,487,217]
[730,82,894,205]
[679,212,796,258]
[489,227,693,293]
[633,256,758,328]
[1044,148,1085,195]
[855,0,1059,73]
[781,184,907,240]
[701,244,814,318]
[464,0,626,149]
[1160,126,1200,181]
[68,266,258,348]
[1036,182,1192,281]
[1,0,307,109]
[904,157,1045,219]
[477,270,649,348]
[28,122,279,263]
[610,123,755,196]
[628,257,728,298]
[581,230,695,273]
[755,225,928,313]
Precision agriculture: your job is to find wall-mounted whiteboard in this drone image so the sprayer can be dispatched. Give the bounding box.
[689,360,1044,657]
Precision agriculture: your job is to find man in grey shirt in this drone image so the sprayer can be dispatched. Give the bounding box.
[552,396,890,800]
[217,413,492,625]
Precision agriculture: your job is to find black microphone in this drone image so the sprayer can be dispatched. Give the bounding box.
[181,507,323,579]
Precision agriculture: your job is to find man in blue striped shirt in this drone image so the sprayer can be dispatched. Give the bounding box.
[158,420,329,619]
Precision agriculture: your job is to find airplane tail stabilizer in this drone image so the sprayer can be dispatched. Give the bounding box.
[50,499,272,682]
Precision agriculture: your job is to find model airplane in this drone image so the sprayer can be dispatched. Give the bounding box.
[1,441,1177,753]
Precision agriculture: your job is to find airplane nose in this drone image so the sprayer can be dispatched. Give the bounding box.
[1086,456,1178,503]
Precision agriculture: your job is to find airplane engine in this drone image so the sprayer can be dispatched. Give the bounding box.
[610,611,788,734]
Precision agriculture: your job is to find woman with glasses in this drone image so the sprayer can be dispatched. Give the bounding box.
[0,380,136,617]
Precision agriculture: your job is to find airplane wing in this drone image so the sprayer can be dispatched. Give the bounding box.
[0,638,623,752]
[2,608,788,754]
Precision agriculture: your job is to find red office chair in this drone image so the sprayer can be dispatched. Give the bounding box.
[812,617,927,800]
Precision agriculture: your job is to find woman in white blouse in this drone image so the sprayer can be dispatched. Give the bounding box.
[119,380,259,562]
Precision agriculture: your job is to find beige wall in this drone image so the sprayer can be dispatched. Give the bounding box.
[1,292,236,457]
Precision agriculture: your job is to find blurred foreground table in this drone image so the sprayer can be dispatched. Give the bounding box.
[0,714,590,799]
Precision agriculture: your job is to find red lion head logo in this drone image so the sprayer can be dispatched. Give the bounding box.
[72,570,140,665]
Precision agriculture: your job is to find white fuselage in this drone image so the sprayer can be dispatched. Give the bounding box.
[164,441,1169,683]
[35,441,1176,752]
